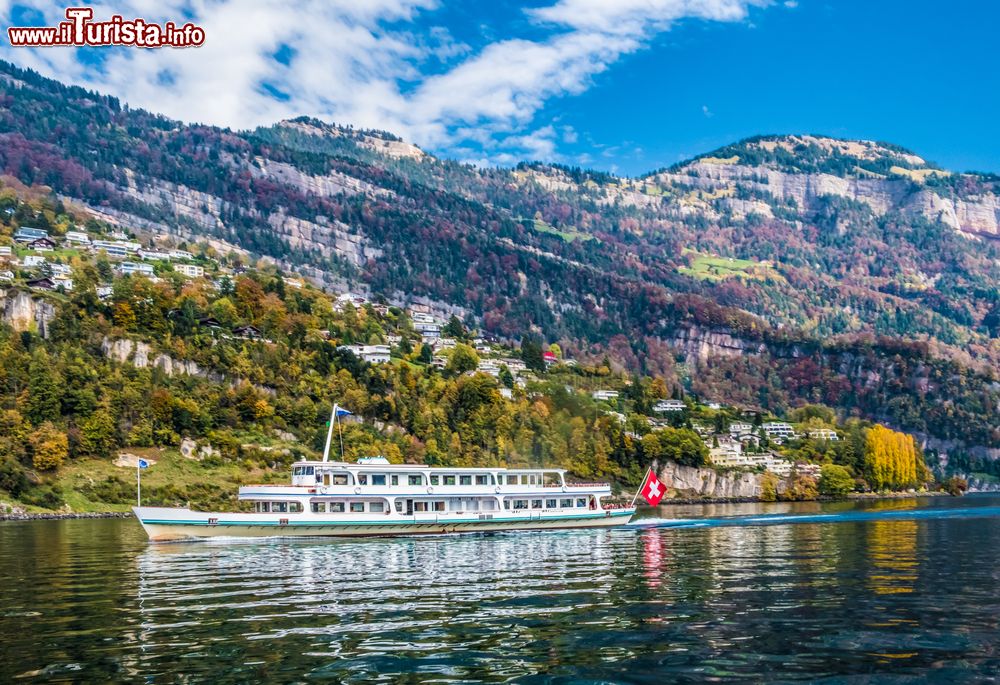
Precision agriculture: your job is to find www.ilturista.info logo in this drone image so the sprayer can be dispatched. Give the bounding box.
[8,7,205,48]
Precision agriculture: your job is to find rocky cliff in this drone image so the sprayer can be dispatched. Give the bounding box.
[0,288,56,338]
[655,460,762,499]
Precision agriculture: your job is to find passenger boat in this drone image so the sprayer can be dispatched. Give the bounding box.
[133,457,635,541]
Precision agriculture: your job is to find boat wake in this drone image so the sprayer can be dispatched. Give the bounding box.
[626,505,1000,530]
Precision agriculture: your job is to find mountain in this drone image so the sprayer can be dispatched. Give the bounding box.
[0,60,997,467]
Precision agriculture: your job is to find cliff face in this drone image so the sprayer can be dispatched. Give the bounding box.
[656,460,762,499]
[0,289,56,338]
[657,157,1000,240]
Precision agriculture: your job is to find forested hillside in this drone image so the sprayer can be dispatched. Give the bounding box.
[0,60,997,494]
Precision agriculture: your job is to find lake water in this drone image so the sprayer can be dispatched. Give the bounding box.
[1,495,999,683]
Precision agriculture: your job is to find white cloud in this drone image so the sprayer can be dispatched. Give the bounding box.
[0,0,768,163]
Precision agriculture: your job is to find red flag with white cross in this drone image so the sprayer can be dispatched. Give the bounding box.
[639,468,666,506]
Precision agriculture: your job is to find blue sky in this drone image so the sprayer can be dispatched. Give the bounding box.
[2,0,997,175]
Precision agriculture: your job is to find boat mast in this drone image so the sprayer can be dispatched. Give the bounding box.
[322,404,338,462]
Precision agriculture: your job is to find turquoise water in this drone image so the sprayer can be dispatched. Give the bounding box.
[1,494,999,682]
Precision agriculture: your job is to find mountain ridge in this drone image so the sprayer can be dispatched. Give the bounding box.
[0,59,997,464]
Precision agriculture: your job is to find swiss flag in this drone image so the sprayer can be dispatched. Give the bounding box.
[640,469,667,506]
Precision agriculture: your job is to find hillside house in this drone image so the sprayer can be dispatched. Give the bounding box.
[0,270,13,282]
[13,227,48,243]
[175,264,205,279]
[653,399,686,413]
[28,237,56,251]
[23,255,46,268]
[118,261,155,277]
[806,428,839,441]
[64,231,91,245]
[592,390,620,402]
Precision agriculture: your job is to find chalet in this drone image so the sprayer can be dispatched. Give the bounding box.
[197,316,225,331]
[27,237,56,251]
[653,399,686,413]
[26,277,55,291]
[64,231,91,245]
[592,390,620,402]
[13,227,48,243]
[23,255,46,268]
[234,325,264,341]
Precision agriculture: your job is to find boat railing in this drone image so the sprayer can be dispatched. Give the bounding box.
[564,482,610,488]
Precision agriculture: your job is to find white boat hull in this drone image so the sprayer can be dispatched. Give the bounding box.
[133,506,635,542]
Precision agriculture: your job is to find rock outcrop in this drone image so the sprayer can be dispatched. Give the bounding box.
[656,460,762,499]
[0,289,57,338]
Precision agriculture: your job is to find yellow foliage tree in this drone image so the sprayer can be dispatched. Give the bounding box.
[30,422,68,471]
[864,425,923,490]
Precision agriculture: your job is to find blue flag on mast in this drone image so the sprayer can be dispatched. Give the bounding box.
[334,406,352,417]
[137,458,149,469]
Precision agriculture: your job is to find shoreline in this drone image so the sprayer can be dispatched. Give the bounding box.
[0,511,133,522]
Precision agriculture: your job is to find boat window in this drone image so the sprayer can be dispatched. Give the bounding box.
[475,475,488,485]
[358,474,368,485]
[293,467,301,476]
[576,498,586,508]
[443,475,456,486]
[372,474,386,486]
[507,475,519,485]
[395,500,403,512]
[273,502,288,513]
[256,502,270,513]
[531,499,542,509]
[350,502,365,513]
[311,502,326,513]
[331,502,345,513]
[414,501,428,512]
[459,475,472,486]
[560,499,573,508]
[408,475,423,486]
[391,475,399,486]
[305,466,314,475]
[512,499,528,510]
[430,475,439,485]
[529,475,538,486]
[369,502,385,513]
[503,500,511,509]
[289,502,303,513]
[546,499,557,509]
[316,471,323,483]
[332,473,349,485]
[433,501,446,512]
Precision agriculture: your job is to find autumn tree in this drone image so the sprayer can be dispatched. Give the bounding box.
[30,422,68,471]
